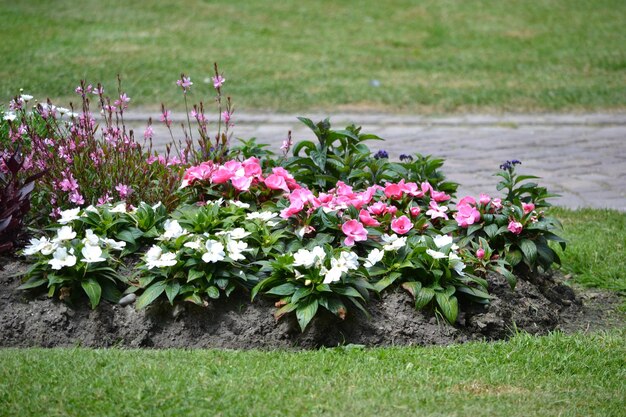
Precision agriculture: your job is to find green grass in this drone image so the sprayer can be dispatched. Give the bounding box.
[1,0,625,113]
[551,208,626,292]
[1,331,624,417]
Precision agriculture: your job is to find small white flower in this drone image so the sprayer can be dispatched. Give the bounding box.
[364,248,384,268]
[246,211,278,222]
[202,240,226,263]
[293,248,319,268]
[110,202,127,213]
[48,247,77,270]
[433,235,453,248]
[3,112,17,121]
[53,226,76,243]
[382,234,407,251]
[331,251,359,272]
[151,202,163,210]
[83,205,99,214]
[81,244,106,263]
[82,229,100,246]
[229,200,250,209]
[426,249,447,260]
[323,266,343,284]
[183,239,203,250]
[158,219,189,240]
[22,236,53,256]
[57,107,70,114]
[226,239,248,261]
[102,238,126,251]
[448,252,466,276]
[144,245,178,269]
[20,94,33,102]
[227,228,251,240]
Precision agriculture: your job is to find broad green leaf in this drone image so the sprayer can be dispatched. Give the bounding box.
[506,249,523,266]
[435,293,459,324]
[373,272,401,293]
[332,286,364,299]
[519,239,538,267]
[484,223,499,239]
[414,287,435,310]
[101,280,122,303]
[467,223,482,236]
[187,268,204,283]
[81,278,102,310]
[274,302,297,320]
[319,297,347,319]
[165,282,181,304]
[136,281,167,310]
[493,265,517,289]
[184,293,203,305]
[401,281,422,298]
[296,298,319,331]
[266,283,297,296]
[206,286,220,299]
[291,287,312,303]
[17,276,47,290]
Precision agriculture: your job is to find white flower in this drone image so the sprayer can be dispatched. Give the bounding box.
[331,251,359,272]
[183,239,203,250]
[202,240,226,263]
[48,247,77,270]
[102,238,126,251]
[218,227,250,240]
[144,245,178,269]
[426,249,447,259]
[382,234,407,251]
[53,226,76,243]
[23,236,54,256]
[226,239,248,261]
[323,267,343,284]
[364,248,384,268]
[152,202,163,210]
[20,94,33,102]
[433,234,459,251]
[110,202,127,213]
[246,211,278,222]
[158,219,189,240]
[57,107,70,114]
[83,205,98,214]
[229,200,250,209]
[292,246,326,269]
[82,229,100,246]
[81,244,106,263]
[3,112,17,121]
[448,253,466,276]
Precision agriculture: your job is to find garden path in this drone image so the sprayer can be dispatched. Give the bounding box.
[125,113,626,211]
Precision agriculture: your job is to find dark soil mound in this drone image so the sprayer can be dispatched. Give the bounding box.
[0,256,622,349]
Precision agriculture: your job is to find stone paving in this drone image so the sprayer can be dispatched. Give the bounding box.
[123,112,626,211]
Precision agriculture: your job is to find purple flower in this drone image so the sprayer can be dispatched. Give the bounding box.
[176,76,193,93]
[115,183,133,199]
[374,150,389,159]
[399,154,413,162]
[212,75,225,89]
[221,111,231,124]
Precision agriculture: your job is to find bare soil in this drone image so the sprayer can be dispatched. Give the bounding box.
[0,255,623,349]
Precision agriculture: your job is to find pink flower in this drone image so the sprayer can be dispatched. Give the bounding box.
[160,109,172,127]
[211,167,235,184]
[221,111,231,124]
[426,201,449,220]
[399,180,423,197]
[391,215,413,235]
[212,75,225,89]
[368,202,387,216]
[264,174,290,193]
[59,175,79,192]
[476,248,485,259]
[454,204,481,228]
[69,190,84,205]
[242,157,262,178]
[458,196,476,207]
[359,210,380,227]
[479,194,491,205]
[143,125,154,140]
[410,206,421,217]
[115,183,133,199]
[231,175,253,191]
[386,205,398,216]
[384,183,403,200]
[431,190,451,202]
[341,219,368,246]
[280,198,304,219]
[176,76,193,92]
[491,198,503,210]
[507,220,523,235]
[97,193,112,206]
[271,167,298,190]
[522,202,535,214]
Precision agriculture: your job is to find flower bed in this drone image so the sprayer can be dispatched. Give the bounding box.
[1,68,582,345]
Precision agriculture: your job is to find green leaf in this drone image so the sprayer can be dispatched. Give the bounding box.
[165,281,181,304]
[101,280,122,303]
[274,302,297,321]
[332,286,364,299]
[415,287,435,310]
[493,265,517,289]
[519,239,538,267]
[296,298,319,331]
[467,223,483,236]
[115,227,143,244]
[483,224,499,239]
[17,276,47,290]
[206,286,220,299]
[319,297,347,319]
[184,293,203,305]
[401,281,422,298]
[373,272,401,293]
[266,283,297,296]
[136,281,167,310]
[435,293,458,324]
[506,249,523,266]
[81,278,102,309]
[187,268,204,283]
[291,287,312,304]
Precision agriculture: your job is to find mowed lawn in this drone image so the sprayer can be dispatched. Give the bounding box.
[0,0,625,112]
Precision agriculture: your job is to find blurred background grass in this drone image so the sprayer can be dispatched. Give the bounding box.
[1,0,624,113]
